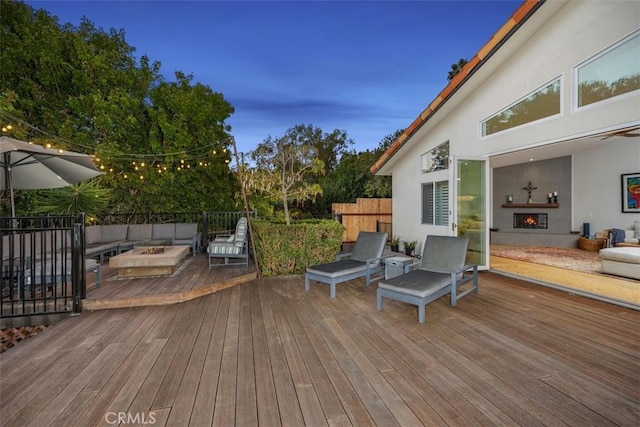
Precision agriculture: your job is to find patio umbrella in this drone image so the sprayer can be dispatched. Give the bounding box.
[0,136,103,217]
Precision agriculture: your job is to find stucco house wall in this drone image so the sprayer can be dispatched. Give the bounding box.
[384,1,640,248]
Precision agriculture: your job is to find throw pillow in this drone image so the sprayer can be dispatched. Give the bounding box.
[635,221,640,239]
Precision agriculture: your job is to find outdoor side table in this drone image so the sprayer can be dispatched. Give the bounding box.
[385,255,414,280]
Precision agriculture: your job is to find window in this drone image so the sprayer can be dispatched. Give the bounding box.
[576,31,640,108]
[422,181,449,226]
[482,79,561,136]
[421,141,449,173]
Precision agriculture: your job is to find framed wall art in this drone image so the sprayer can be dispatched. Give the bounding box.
[621,172,640,213]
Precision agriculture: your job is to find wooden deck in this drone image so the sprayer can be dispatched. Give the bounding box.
[83,255,256,310]
[1,261,638,426]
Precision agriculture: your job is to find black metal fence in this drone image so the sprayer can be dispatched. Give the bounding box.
[1,215,85,319]
[203,211,257,242]
[98,212,203,225]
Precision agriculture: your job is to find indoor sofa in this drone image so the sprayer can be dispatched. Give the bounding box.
[605,222,640,248]
[599,247,640,280]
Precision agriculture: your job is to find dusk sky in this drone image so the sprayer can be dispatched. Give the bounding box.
[26,0,521,154]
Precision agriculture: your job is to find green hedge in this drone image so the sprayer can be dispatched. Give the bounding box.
[252,219,344,276]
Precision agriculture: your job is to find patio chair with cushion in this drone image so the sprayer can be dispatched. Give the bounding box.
[305,231,389,298]
[377,235,478,323]
[207,217,249,268]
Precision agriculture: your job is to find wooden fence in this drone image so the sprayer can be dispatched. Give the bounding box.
[332,198,392,243]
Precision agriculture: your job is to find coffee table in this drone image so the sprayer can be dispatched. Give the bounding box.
[109,246,189,278]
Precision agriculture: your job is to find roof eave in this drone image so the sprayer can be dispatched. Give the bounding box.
[370,0,544,176]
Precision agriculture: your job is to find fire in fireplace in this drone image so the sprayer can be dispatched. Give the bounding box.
[513,213,548,229]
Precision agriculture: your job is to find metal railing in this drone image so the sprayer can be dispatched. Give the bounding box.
[98,212,202,225]
[1,215,85,319]
[1,211,257,320]
[203,211,257,243]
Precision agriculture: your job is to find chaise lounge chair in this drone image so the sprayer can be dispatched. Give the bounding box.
[207,217,249,268]
[305,231,388,298]
[377,235,478,323]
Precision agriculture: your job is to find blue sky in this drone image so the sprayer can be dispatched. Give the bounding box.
[27,0,521,154]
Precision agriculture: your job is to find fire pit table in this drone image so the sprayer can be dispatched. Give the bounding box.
[109,246,189,278]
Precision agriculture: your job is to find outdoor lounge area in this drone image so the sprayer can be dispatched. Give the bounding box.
[1,256,638,425]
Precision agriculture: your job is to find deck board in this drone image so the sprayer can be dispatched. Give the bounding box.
[250,285,281,426]
[189,291,229,426]
[258,278,306,426]
[1,263,639,426]
[211,286,241,426]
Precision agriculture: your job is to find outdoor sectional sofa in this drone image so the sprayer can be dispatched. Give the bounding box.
[85,223,201,262]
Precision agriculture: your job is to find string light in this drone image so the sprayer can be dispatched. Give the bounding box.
[0,112,236,180]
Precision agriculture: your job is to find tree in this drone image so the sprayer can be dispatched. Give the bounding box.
[294,124,353,174]
[99,71,238,214]
[248,127,325,225]
[0,0,238,216]
[447,58,468,81]
[30,180,110,219]
[313,129,401,215]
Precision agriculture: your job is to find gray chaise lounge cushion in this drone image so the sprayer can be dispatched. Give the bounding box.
[305,260,367,278]
[377,235,478,323]
[378,270,453,298]
[305,231,388,298]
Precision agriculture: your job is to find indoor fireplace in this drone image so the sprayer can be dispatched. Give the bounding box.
[513,213,548,229]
